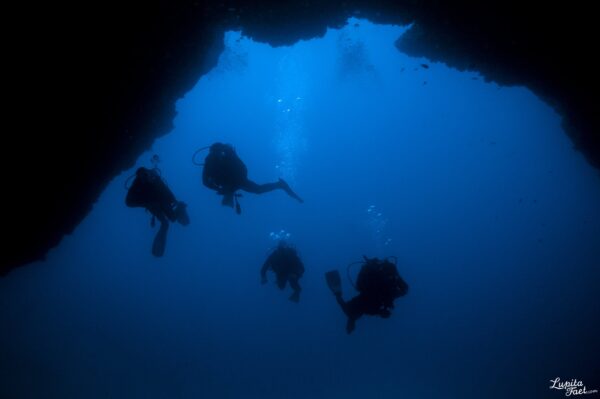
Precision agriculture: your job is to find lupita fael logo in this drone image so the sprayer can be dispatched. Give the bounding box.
[550,378,598,396]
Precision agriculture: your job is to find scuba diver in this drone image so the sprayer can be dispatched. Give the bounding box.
[261,240,305,302]
[198,142,303,214]
[325,256,408,334]
[125,156,190,257]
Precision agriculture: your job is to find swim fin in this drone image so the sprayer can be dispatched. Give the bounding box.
[235,196,242,215]
[152,223,169,257]
[278,178,304,203]
[325,270,342,296]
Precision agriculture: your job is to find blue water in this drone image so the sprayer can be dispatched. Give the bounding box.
[2,19,599,398]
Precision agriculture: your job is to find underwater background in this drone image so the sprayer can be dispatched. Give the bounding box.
[1,19,599,398]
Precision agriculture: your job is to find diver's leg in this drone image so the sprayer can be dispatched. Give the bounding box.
[162,202,177,222]
[234,195,241,214]
[336,295,356,334]
[288,276,301,302]
[339,296,361,334]
[239,179,279,194]
[151,212,169,257]
[221,192,235,208]
[276,275,287,290]
[240,179,303,202]
[335,293,349,315]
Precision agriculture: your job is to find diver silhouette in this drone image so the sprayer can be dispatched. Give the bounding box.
[200,142,303,214]
[261,240,305,302]
[125,164,189,257]
[325,256,408,334]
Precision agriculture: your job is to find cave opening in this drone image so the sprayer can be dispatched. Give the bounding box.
[1,18,599,399]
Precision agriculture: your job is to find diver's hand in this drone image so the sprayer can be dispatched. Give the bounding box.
[261,276,268,285]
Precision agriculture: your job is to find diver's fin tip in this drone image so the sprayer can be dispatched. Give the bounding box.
[325,270,342,295]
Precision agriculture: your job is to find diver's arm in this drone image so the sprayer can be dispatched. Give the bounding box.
[202,159,220,190]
